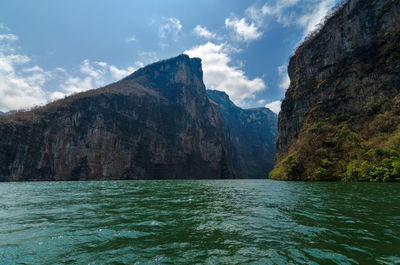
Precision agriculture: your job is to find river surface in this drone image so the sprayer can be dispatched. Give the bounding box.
[0,180,399,264]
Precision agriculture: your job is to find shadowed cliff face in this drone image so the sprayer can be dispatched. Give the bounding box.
[0,55,241,181]
[207,90,278,177]
[272,0,400,181]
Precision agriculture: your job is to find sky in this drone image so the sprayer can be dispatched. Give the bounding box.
[0,0,341,114]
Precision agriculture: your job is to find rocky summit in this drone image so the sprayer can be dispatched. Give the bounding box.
[0,54,277,181]
[270,0,400,181]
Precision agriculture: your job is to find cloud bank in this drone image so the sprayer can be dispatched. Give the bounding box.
[51,60,138,101]
[0,33,48,111]
[0,28,140,109]
[185,42,266,106]
[265,100,281,114]
[277,64,290,90]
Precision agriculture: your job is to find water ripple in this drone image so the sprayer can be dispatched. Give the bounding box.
[0,180,399,264]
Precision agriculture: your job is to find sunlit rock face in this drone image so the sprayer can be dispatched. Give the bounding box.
[0,54,277,181]
[272,0,400,181]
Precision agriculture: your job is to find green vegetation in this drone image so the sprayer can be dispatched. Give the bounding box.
[344,146,400,182]
[271,0,399,182]
[270,105,400,182]
[269,153,305,180]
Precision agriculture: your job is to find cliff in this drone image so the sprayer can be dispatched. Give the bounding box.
[0,55,239,181]
[0,54,277,181]
[207,90,277,177]
[271,0,400,181]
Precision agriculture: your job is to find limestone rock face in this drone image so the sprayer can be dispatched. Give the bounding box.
[207,90,277,177]
[272,0,400,181]
[0,54,279,181]
[0,55,240,181]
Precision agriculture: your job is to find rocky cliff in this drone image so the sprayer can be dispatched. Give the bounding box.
[0,55,239,181]
[271,0,400,181]
[0,54,276,181]
[207,90,277,177]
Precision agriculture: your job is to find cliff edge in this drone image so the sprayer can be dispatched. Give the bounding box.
[271,0,400,181]
[0,54,277,181]
[207,90,278,177]
[0,55,238,181]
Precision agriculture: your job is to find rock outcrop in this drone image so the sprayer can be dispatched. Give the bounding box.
[207,90,277,177]
[0,54,276,181]
[271,0,400,181]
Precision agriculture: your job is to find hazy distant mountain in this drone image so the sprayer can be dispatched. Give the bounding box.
[207,90,277,176]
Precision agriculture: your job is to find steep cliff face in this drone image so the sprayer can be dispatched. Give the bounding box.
[0,55,240,181]
[271,0,400,181]
[207,90,278,177]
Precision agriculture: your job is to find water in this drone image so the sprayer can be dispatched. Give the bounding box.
[0,180,399,265]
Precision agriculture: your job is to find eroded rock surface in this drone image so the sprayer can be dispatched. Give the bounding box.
[207,90,277,177]
[272,0,400,181]
[0,54,277,181]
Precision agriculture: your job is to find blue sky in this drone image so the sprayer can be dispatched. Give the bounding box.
[0,0,340,113]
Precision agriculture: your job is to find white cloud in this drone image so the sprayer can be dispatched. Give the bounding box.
[52,59,139,101]
[109,65,135,80]
[0,33,48,111]
[246,0,335,38]
[245,0,300,28]
[0,34,18,42]
[135,61,144,68]
[245,7,264,27]
[277,64,290,90]
[225,17,262,42]
[193,25,216,39]
[0,29,142,109]
[23,65,45,73]
[55,67,66,72]
[49,91,67,101]
[60,76,96,94]
[280,73,290,90]
[139,51,158,64]
[185,42,266,106]
[0,23,10,31]
[158,17,183,48]
[261,0,300,16]
[159,17,182,39]
[265,100,281,114]
[80,59,106,81]
[96,61,107,68]
[126,35,136,42]
[298,0,335,38]
[257,99,267,105]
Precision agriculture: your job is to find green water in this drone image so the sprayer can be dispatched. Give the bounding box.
[0,180,399,264]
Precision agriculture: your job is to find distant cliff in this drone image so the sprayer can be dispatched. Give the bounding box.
[0,54,276,181]
[207,90,277,177]
[271,0,400,181]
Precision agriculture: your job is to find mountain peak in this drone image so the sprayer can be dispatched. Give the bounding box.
[0,54,278,180]
[207,90,236,109]
[124,54,203,85]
